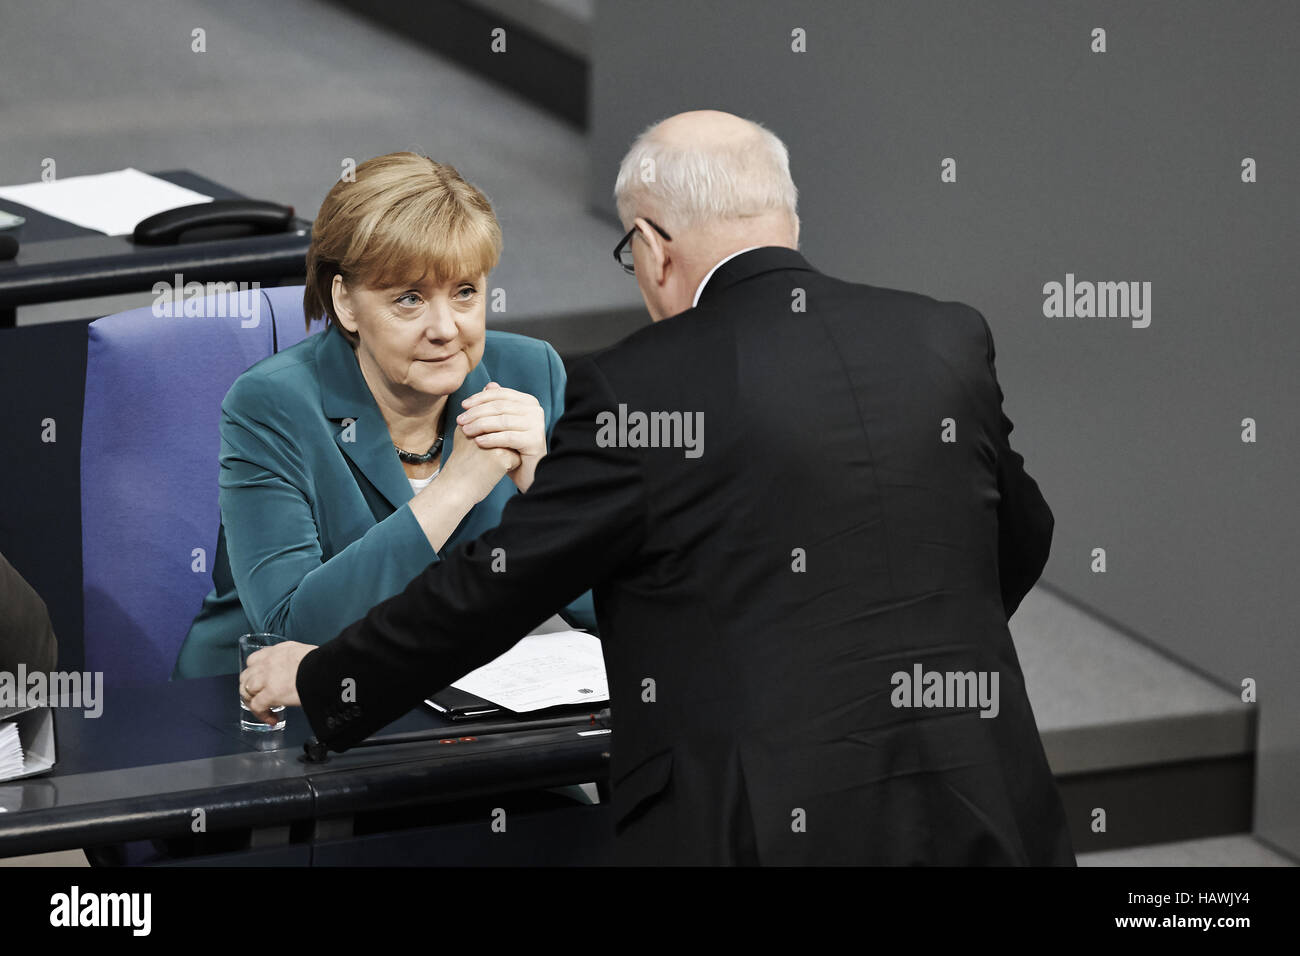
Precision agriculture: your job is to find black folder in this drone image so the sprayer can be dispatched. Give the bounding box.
[424,686,502,720]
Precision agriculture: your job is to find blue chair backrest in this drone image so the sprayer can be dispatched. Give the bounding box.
[267,284,317,351]
[81,285,321,685]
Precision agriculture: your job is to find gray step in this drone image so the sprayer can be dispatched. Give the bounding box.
[1013,585,1257,852]
[326,0,591,126]
[1079,834,1295,867]
[467,0,593,59]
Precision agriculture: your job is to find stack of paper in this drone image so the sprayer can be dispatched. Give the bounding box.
[0,722,23,780]
[451,630,609,713]
[0,706,56,781]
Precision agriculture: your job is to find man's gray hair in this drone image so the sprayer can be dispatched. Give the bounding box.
[613,117,799,233]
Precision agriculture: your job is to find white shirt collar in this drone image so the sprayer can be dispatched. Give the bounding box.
[692,246,764,308]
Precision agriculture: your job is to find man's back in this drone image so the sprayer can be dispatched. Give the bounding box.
[582,247,1073,864]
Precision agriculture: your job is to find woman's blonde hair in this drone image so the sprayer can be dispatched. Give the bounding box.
[304,152,503,346]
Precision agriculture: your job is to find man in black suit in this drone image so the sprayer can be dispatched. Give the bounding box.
[243,110,1075,865]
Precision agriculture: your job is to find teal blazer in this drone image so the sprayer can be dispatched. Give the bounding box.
[173,323,597,679]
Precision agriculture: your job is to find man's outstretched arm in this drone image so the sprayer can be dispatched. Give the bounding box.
[292,357,648,752]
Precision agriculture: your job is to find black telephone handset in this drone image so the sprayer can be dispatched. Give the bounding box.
[132,199,295,245]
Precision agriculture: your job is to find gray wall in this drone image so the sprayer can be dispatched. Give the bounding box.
[590,0,1300,855]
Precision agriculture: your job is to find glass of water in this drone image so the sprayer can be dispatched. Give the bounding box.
[238,632,286,732]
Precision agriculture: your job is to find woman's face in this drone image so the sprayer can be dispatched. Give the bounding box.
[333,272,487,400]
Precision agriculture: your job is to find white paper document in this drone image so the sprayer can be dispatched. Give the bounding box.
[0,722,22,779]
[451,630,608,713]
[0,705,56,782]
[0,167,213,235]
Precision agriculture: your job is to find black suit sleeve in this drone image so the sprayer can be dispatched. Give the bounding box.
[295,357,648,751]
[976,311,1054,618]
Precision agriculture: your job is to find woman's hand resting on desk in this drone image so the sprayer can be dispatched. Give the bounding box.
[241,642,314,723]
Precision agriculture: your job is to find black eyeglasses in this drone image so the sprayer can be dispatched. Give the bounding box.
[612,218,672,274]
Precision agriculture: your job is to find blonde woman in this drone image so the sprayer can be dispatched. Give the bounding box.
[175,153,595,678]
